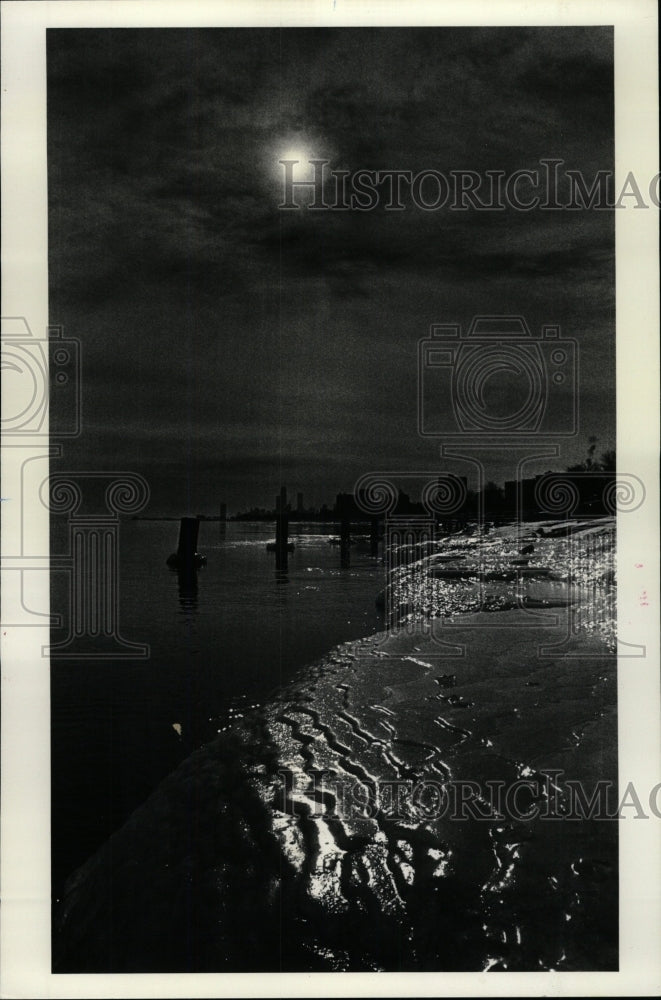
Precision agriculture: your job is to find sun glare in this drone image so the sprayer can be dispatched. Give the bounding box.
[280,146,310,164]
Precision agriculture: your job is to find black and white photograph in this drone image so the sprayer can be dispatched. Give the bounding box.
[1,0,659,995]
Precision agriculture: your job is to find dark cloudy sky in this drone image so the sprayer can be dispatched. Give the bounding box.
[47,27,614,514]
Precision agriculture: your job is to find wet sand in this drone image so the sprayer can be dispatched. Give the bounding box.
[54,596,617,972]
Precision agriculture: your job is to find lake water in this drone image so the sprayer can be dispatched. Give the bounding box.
[52,518,619,973]
[51,519,384,898]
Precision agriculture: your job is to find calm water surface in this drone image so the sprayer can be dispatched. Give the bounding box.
[51,519,383,896]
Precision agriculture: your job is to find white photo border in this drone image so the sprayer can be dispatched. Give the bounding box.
[1,1,659,996]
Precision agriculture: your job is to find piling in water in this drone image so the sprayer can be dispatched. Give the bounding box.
[267,489,294,568]
[179,516,199,554]
[339,494,351,568]
[275,509,289,571]
[370,516,380,558]
[166,517,206,571]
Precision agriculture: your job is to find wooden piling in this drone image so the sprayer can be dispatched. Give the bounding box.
[166,516,206,571]
[370,515,380,557]
[339,494,351,568]
[275,508,289,572]
[179,516,199,555]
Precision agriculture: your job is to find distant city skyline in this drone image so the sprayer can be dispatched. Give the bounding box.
[47,27,615,515]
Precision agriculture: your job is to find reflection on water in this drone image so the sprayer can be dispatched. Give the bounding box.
[175,566,199,618]
[52,518,618,974]
[51,520,384,897]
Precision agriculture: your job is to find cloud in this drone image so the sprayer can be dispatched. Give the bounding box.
[47,26,615,510]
